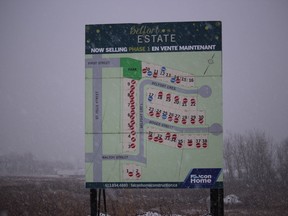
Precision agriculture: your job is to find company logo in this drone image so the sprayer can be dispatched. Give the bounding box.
[182,168,221,188]
[190,174,212,184]
[130,25,161,35]
[130,25,176,44]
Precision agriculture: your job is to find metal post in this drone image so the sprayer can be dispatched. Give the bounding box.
[97,189,101,216]
[90,189,107,216]
[90,189,97,216]
[210,188,224,216]
[103,189,107,214]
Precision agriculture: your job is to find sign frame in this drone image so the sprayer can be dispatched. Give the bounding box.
[85,21,223,189]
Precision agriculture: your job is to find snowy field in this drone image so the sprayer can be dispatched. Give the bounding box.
[0,176,287,216]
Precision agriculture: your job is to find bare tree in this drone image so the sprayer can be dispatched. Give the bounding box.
[224,135,235,181]
[276,138,288,189]
[224,131,275,189]
[224,131,286,207]
[245,131,275,190]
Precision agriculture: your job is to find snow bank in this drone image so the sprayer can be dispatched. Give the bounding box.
[137,212,182,216]
[224,194,242,204]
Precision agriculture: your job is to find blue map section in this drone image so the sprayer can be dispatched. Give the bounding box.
[182,168,222,188]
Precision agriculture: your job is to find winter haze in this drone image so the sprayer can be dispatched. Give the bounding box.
[0,0,288,164]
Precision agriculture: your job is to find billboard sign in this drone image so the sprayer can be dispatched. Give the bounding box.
[85,21,223,188]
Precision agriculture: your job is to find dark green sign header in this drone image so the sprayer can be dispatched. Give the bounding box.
[85,21,221,54]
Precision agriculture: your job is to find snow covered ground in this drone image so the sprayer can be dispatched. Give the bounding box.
[1,176,287,216]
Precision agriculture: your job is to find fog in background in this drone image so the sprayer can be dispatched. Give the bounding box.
[0,0,287,165]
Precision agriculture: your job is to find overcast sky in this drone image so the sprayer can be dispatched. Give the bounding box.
[0,0,287,163]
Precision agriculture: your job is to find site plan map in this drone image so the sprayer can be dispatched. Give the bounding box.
[85,22,223,188]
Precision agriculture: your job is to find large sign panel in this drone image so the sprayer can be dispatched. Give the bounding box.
[85,22,223,188]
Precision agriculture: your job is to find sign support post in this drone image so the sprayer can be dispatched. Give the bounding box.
[210,188,224,216]
[90,189,97,216]
[85,21,223,214]
[90,189,107,216]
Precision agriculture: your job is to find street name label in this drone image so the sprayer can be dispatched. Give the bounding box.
[85,22,223,188]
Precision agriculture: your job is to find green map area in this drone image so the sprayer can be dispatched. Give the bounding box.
[85,52,223,188]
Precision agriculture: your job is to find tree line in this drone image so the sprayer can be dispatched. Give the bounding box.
[0,152,73,176]
[224,130,288,206]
